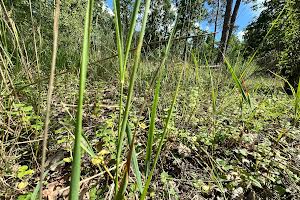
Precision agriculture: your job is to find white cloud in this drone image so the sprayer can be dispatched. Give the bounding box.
[199,23,210,32]
[106,7,114,16]
[237,31,245,41]
[102,3,114,16]
[194,22,200,28]
[170,3,178,12]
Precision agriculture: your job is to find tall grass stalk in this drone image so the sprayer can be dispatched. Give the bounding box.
[144,71,162,176]
[112,0,124,143]
[0,50,15,93]
[122,15,178,191]
[0,0,32,82]
[224,56,251,106]
[113,0,142,189]
[191,52,201,84]
[123,0,142,73]
[205,55,217,116]
[115,0,151,193]
[29,0,40,77]
[69,0,94,199]
[39,1,60,199]
[141,64,184,200]
[295,78,300,121]
[29,0,42,112]
[0,5,15,88]
[144,17,177,177]
[116,0,142,138]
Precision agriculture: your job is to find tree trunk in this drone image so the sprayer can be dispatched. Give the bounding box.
[212,0,220,49]
[227,0,242,49]
[216,0,233,63]
[183,0,192,59]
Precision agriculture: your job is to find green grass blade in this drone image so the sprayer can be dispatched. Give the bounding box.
[114,17,125,198]
[69,0,94,199]
[144,16,177,178]
[295,78,300,121]
[141,65,184,200]
[67,125,114,179]
[70,132,96,157]
[224,56,251,106]
[123,0,142,73]
[31,181,41,200]
[117,0,142,148]
[115,0,140,159]
[115,122,143,199]
[144,72,161,177]
[116,0,141,139]
[113,0,124,154]
[113,0,124,74]
[115,0,151,192]
[126,124,143,193]
[113,1,124,180]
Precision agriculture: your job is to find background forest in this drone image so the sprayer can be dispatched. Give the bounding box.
[0,0,299,199]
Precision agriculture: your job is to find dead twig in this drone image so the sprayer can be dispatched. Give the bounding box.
[39,0,61,199]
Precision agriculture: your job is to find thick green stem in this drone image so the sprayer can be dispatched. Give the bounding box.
[69,0,94,199]
[115,0,151,193]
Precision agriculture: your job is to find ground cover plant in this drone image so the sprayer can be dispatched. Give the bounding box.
[0,0,299,199]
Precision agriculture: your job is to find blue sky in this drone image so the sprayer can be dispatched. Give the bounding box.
[105,0,264,40]
[106,0,113,9]
[200,0,264,40]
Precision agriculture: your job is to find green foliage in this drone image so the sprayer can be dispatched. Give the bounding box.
[269,71,300,122]
[244,0,299,91]
[17,166,34,179]
[17,193,32,200]
[278,0,300,90]
[2,0,114,73]
[114,0,150,194]
[144,0,176,48]
[4,103,43,131]
[244,0,286,69]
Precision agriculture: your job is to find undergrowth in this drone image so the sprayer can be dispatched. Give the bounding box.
[1,67,300,199]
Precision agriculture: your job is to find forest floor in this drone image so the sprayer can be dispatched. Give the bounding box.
[1,70,300,200]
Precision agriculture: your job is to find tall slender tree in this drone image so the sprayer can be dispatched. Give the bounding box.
[226,0,241,50]
[212,0,220,48]
[217,0,256,63]
[217,0,233,63]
